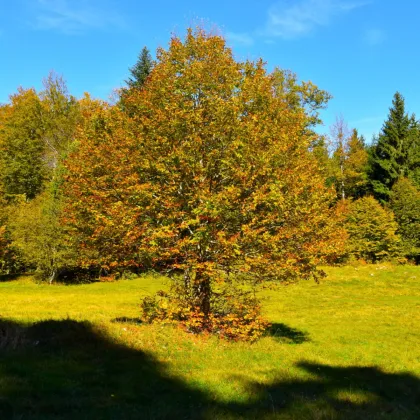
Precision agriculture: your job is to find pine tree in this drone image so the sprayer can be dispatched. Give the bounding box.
[369,92,420,202]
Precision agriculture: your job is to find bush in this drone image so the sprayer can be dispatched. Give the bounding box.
[8,190,77,282]
[141,277,269,341]
[390,178,420,263]
[345,196,403,263]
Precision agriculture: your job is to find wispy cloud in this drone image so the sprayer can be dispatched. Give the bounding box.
[349,115,383,127]
[33,0,125,35]
[226,31,255,47]
[349,115,383,140]
[263,0,367,39]
[364,28,386,46]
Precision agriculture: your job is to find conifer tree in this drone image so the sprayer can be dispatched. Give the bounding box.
[120,47,155,111]
[369,92,420,202]
[125,46,154,89]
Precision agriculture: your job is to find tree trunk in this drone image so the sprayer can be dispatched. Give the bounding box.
[48,269,57,284]
[193,271,211,320]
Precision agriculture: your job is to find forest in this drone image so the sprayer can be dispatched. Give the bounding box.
[0,28,419,340]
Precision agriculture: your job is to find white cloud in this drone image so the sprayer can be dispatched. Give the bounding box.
[263,0,368,39]
[33,0,125,35]
[364,28,386,46]
[226,31,255,46]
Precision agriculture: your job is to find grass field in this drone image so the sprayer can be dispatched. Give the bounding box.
[0,265,419,419]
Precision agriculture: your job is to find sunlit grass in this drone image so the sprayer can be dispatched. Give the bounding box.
[0,264,419,419]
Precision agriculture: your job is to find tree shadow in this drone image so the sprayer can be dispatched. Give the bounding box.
[266,322,310,344]
[0,273,25,282]
[226,362,420,419]
[0,318,419,419]
[0,318,211,419]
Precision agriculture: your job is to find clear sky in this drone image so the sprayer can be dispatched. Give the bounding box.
[1,0,419,141]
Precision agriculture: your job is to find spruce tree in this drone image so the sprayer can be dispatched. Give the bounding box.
[125,46,154,89]
[369,92,420,201]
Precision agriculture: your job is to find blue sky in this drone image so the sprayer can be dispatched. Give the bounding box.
[1,0,419,141]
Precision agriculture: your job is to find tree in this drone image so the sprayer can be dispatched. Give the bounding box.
[8,186,77,282]
[271,68,331,128]
[0,74,80,201]
[369,92,420,202]
[0,207,21,274]
[329,118,369,200]
[344,129,369,198]
[0,88,47,199]
[345,196,402,263]
[330,116,351,200]
[120,47,155,112]
[64,28,345,337]
[39,72,81,171]
[390,178,420,262]
[125,47,154,89]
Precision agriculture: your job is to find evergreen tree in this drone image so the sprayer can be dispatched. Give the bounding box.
[369,92,420,202]
[125,46,154,89]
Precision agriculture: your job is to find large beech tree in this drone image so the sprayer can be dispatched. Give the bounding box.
[64,29,344,322]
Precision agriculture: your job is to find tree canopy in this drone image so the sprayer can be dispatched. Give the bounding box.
[63,28,345,334]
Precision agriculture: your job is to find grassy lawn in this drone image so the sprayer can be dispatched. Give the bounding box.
[0,265,419,419]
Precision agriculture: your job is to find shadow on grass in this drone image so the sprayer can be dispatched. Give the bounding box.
[0,273,25,282]
[0,318,419,419]
[266,322,310,344]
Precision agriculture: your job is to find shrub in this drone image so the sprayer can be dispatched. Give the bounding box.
[8,190,77,282]
[345,196,403,263]
[141,277,269,341]
[390,178,420,263]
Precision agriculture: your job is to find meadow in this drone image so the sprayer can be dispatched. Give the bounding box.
[0,264,419,419]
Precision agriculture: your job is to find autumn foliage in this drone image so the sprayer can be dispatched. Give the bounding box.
[345,196,402,263]
[62,28,345,338]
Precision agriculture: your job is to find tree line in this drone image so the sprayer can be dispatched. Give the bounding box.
[0,28,419,338]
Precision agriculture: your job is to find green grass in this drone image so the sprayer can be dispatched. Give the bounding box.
[0,264,419,419]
